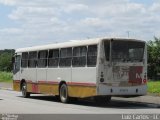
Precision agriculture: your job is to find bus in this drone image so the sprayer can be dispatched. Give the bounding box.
[13,38,147,103]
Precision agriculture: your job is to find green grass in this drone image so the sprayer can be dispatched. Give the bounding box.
[0,71,12,83]
[147,81,160,94]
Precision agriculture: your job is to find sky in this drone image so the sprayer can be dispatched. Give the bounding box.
[0,0,160,49]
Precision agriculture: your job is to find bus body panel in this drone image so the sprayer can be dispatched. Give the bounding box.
[71,67,96,84]
[46,68,72,95]
[69,67,97,97]
[37,68,47,83]
[21,68,37,83]
[47,68,72,82]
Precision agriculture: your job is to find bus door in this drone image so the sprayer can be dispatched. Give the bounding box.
[13,55,21,81]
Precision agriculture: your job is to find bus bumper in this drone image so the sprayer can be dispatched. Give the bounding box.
[97,84,147,96]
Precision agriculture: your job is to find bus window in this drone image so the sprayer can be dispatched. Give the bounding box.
[59,48,72,67]
[104,41,110,61]
[87,45,97,67]
[112,41,144,62]
[37,50,48,68]
[21,52,28,68]
[48,49,59,67]
[28,51,37,68]
[73,46,87,67]
[13,55,21,74]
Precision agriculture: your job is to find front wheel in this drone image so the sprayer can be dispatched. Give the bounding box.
[21,82,30,98]
[59,84,69,103]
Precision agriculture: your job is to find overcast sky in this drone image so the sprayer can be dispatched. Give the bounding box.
[0,0,159,49]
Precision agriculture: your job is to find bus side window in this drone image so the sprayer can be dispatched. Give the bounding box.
[37,50,48,68]
[73,46,87,67]
[87,45,97,67]
[21,52,28,68]
[48,49,59,67]
[28,51,37,68]
[59,48,72,67]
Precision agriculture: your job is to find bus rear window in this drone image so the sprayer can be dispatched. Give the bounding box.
[111,41,145,62]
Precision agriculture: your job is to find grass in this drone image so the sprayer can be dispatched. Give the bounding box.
[147,81,160,94]
[0,71,12,83]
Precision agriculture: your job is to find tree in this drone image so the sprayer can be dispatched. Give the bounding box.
[0,49,15,72]
[147,37,160,80]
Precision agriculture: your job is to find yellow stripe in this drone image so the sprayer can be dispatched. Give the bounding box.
[34,84,96,98]
[13,81,20,91]
[38,84,59,95]
[68,85,96,98]
[27,83,33,93]
[13,81,97,98]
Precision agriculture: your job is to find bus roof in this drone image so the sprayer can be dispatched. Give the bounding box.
[15,37,145,53]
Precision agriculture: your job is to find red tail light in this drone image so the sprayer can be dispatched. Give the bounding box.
[143,74,147,84]
[143,79,147,84]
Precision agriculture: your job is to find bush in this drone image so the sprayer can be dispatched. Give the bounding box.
[0,71,12,82]
[147,81,160,93]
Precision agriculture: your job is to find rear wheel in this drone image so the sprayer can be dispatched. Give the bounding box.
[21,82,30,98]
[94,96,111,105]
[59,84,69,103]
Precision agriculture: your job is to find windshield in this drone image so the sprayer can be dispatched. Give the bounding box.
[108,40,145,62]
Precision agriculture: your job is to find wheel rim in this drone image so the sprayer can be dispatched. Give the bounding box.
[22,84,27,97]
[60,85,67,102]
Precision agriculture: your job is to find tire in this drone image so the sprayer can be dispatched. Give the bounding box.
[94,96,111,105]
[59,84,69,103]
[21,82,30,98]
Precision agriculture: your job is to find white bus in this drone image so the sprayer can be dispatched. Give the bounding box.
[13,38,147,103]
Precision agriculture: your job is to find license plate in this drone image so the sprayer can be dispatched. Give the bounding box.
[120,89,128,92]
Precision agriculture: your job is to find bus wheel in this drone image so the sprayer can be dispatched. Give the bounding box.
[21,82,30,98]
[59,84,69,103]
[94,96,111,105]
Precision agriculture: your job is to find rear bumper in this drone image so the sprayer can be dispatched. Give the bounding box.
[97,84,147,96]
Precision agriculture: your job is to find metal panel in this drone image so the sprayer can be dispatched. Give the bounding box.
[72,67,96,84]
[37,68,47,82]
[21,68,37,82]
[47,68,72,83]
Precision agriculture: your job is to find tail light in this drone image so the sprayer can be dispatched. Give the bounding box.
[143,74,147,84]
[100,72,104,83]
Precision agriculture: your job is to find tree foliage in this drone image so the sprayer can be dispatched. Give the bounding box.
[147,37,160,79]
[0,49,15,72]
